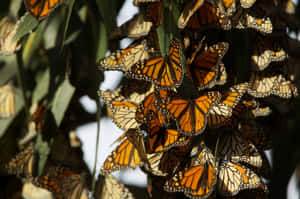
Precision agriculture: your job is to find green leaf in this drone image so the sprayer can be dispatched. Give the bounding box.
[156,26,169,56]
[32,68,50,103]
[35,133,51,175]
[9,0,22,18]
[22,20,47,66]
[0,88,24,138]
[96,22,108,60]
[62,0,76,48]
[13,12,39,42]
[64,30,81,46]
[50,79,75,126]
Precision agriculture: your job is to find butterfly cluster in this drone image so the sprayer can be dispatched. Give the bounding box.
[98,0,299,198]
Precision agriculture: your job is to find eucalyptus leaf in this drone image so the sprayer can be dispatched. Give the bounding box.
[0,88,24,138]
[22,20,47,66]
[50,78,75,126]
[64,30,81,46]
[156,26,168,56]
[35,133,51,175]
[96,22,107,60]
[13,13,39,42]
[32,68,50,103]
[62,0,76,48]
[9,0,22,18]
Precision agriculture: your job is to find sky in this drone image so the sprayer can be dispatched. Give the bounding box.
[76,0,300,197]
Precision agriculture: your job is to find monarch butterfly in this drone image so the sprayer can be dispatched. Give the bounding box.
[215,0,236,17]
[272,75,298,99]
[179,2,221,29]
[0,83,15,118]
[133,0,160,6]
[251,36,287,71]
[110,14,153,40]
[128,38,183,89]
[161,91,221,135]
[24,0,65,20]
[144,152,168,176]
[218,132,263,169]
[164,143,217,199]
[145,1,163,27]
[147,128,188,153]
[98,40,151,72]
[120,80,154,103]
[6,144,37,177]
[136,91,169,128]
[97,174,135,199]
[252,49,286,71]
[238,122,272,150]
[252,106,272,117]
[215,62,227,86]
[186,42,229,90]
[217,161,261,196]
[99,80,154,105]
[100,129,146,174]
[32,167,88,199]
[240,0,256,8]
[109,100,140,131]
[0,16,22,55]
[207,83,248,128]
[99,89,141,130]
[248,73,298,98]
[177,0,205,29]
[247,72,278,98]
[235,13,273,34]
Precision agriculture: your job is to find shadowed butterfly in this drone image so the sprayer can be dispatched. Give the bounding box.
[218,131,263,169]
[133,0,160,6]
[146,128,188,153]
[179,1,228,30]
[186,42,229,90]
[238,122,272,150]
[0,16,22,55]
[128,38,183,89]
[235,13,272,34]
[248,73,298,98]
[177,0,205,29]
[247,72,278,98]
[6,144,38,177]
[251,36,287,71]
[24,0,65,20]
[0,82,15,118]
[240,0,256,8]
[32,167,88,199]
[110,14,152,40]
[272,75,298,99]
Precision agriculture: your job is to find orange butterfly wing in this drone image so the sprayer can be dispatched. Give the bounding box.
[101,137,143,174]
[165,92,221,135]
[165,145,217,198]
[129,39,183,88]
[186,42,229,90]
[147,129,187,153]
[24,0,64,20]
[186,2,219,29]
